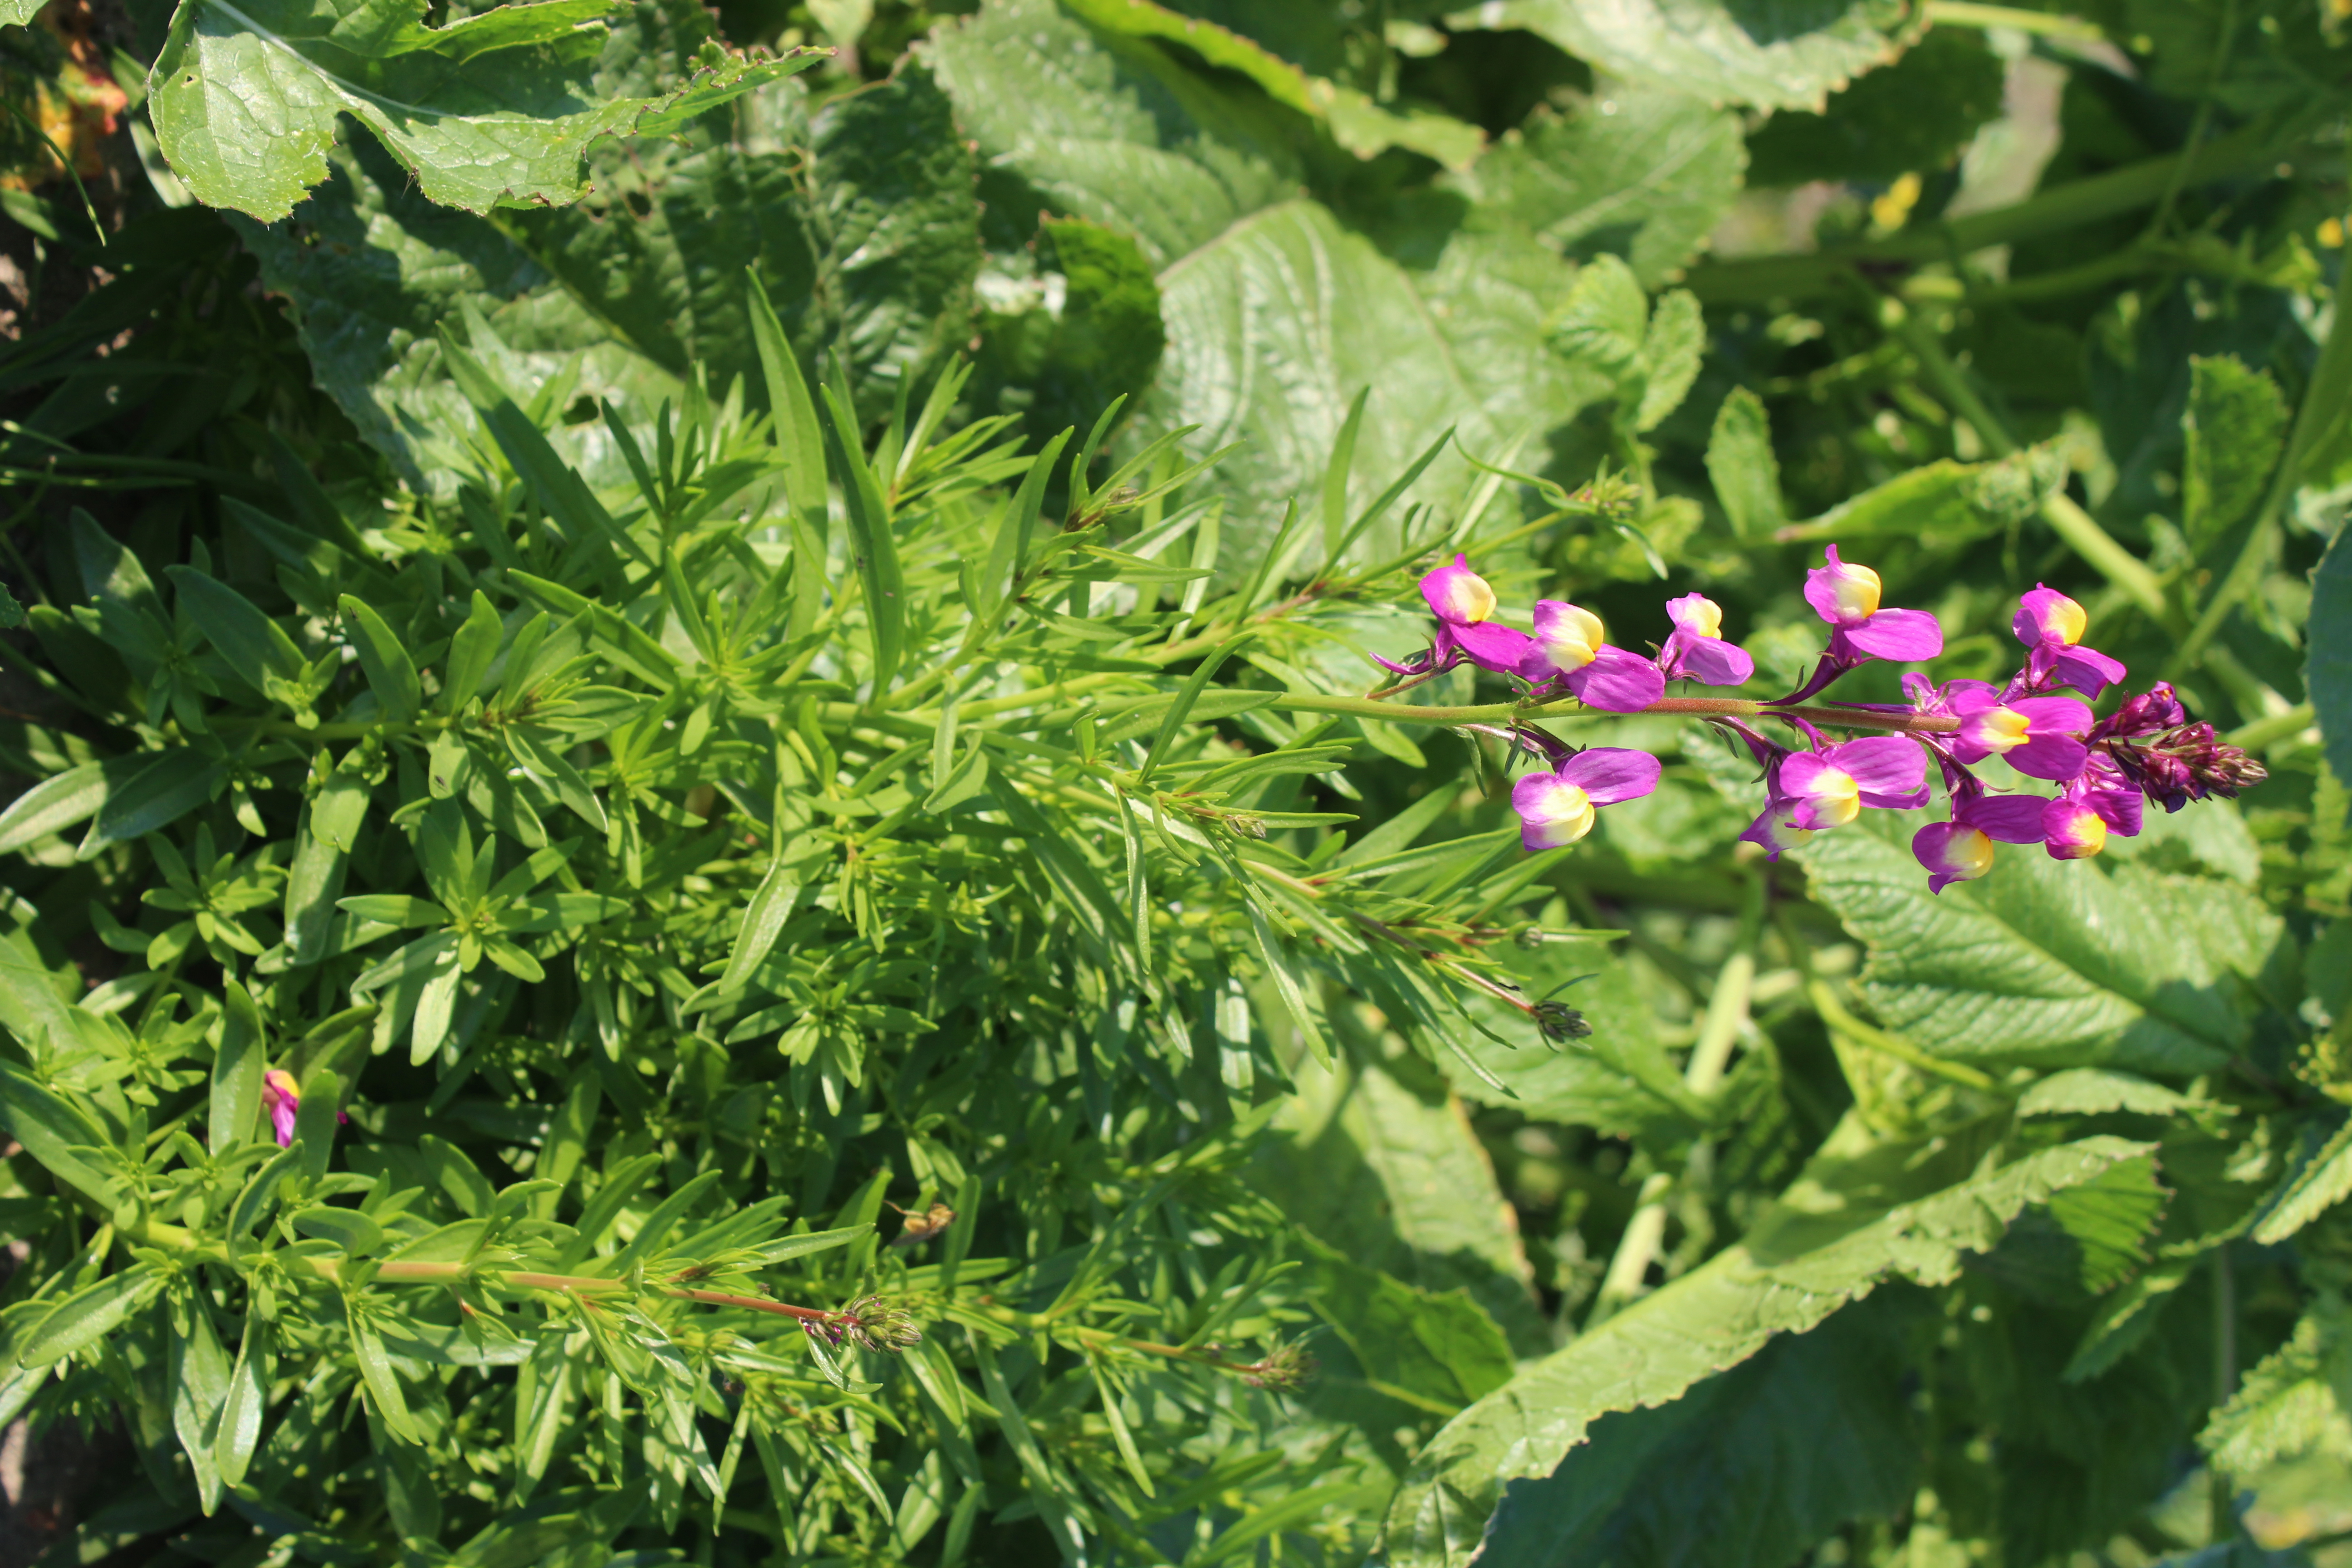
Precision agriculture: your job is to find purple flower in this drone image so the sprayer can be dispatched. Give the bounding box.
[1910,793,2048,892]
[2043,796,2112,860]
[1776,737,1930,830]
[1738,798,1813,859]
[1656,593,1754,686]
[1803,546,1945,664]
[1946,688,2093,782]
[2013,585,2127,698]
[259,1068,347,1147]
[1411,554,1536,676]
[1437,618,1536,676]
[262,1069,302,1147]
[1509,748,1662,849]
[1516,601,1664,712]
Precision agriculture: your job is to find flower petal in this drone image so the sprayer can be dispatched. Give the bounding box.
[1562,647,1665,712]
[1554,746,1662,806]
[1804,545,1882,625]
[2007,733,2091,782]
[1669,634,1753,687]
[1510,772,1597,849]
[1959,794,2052,844]
[1450,620,1534,674]
[1820,736,1926,801]
[1913,822,1994,893]
[2013,584,2087,648]
[2050,644,2128,697]
[1420,554,1495,625]
[1665,592,1724,639]
[1840,607,1944,662]
[2010,695,2093,733]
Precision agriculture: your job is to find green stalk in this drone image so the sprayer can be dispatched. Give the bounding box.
[2179,262,2352,666]
[1922,0,2105,39]
[1894,309,2172,620]
[1686,120,2286,306]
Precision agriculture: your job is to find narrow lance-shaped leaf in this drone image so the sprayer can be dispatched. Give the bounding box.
[211,979,265,1152]
[338,595,422,720]
[819,382,904,695]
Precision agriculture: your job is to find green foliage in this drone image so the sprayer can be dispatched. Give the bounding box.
[150,0,823,219]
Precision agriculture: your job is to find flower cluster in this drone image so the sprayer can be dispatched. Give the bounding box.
[1384,552,2265,894]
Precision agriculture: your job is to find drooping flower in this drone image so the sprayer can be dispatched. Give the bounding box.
[2013,584,2127,697]
[1516,601,1665,712]
[1415,554,1535,675]
[1738,797,1814,859]
[1775,737,1931,830]
[1912,819,1994,893]
[1911,794,2050,892]
[1656,593,1754,687]
[1945,686,2094,783]
[2043,760,2145,858]
[1803,546,1945,664]
[1508,748,1662,850]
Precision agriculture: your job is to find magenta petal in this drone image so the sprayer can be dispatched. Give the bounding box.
[270,1101,299,1147]
[1961,795,2053,843]
[1555,746,1662,806]
[1822,736,1926,800]
[2085,787,2143,837]
[2051,645,2127,696]
[1563,647,1665,712]
[1450,621,1534,674]
[2010,695,2092,734]
[1776,752,1834,799]
[1740,799,1808,858]
[1912,822,1988,894]
[1841,608,1944,662]
[1939,681,2002,716]
[2008,733,2090,782]
[1677,637,1754,686]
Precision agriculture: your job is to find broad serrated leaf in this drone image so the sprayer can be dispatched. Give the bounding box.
[2049,1153,2169,1292]
[1799,814,2276,1074]
[1380,1126,2151,1567]
[931,0,1612,575]
[1745,27,2005,185]
[149,0,823,221]
[2183,354,2288,553]
[2201,1295,2352,1475]
[1475,1294,1922,1568]
[1444,83,1744,288]
[1449,0,1920,112]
